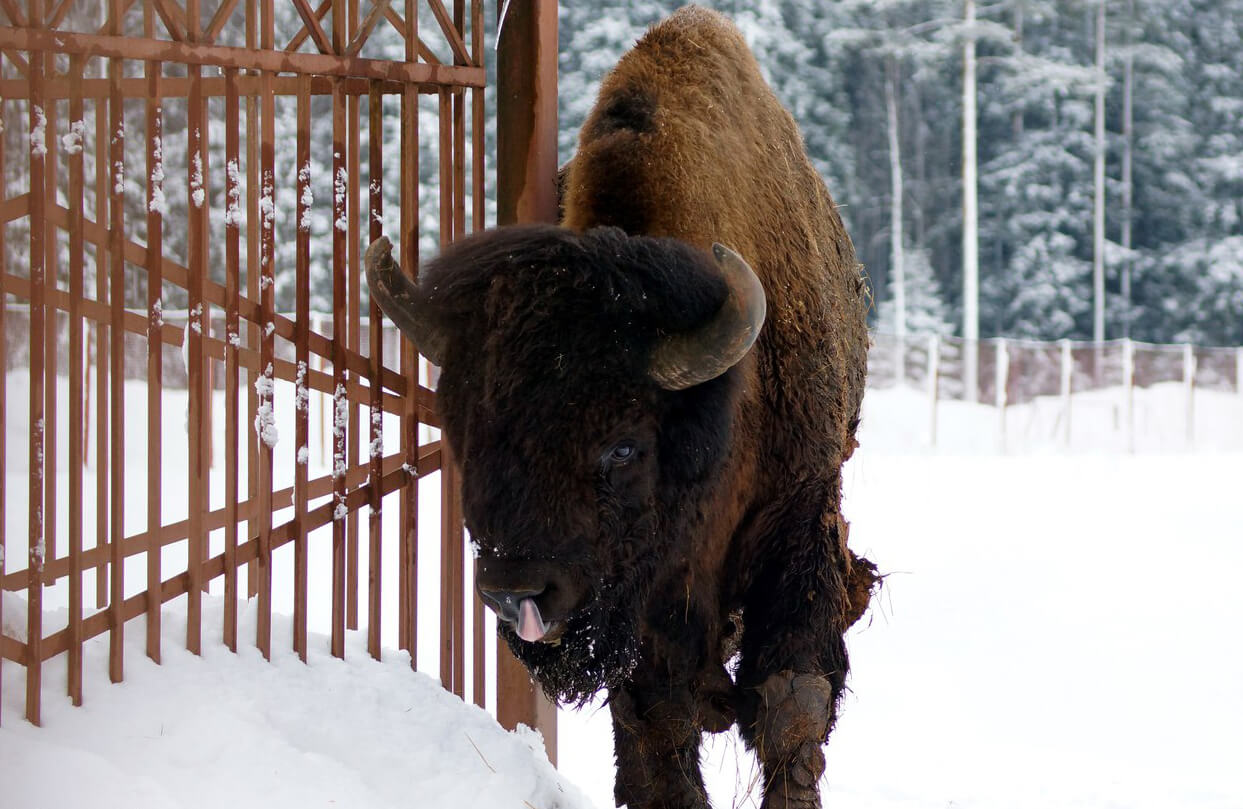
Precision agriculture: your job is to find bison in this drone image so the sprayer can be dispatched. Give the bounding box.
[366,6,876,808]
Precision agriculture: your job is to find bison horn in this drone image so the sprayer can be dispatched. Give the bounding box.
[648,243,767,391]
[364,236,448,366]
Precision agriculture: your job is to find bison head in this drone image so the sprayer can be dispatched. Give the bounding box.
[366,225,764,703]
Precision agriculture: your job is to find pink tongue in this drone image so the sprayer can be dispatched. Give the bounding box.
[516,598,547,642]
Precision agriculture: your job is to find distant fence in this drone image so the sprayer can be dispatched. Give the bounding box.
[869,332,1243,449]
[0,0,494,735]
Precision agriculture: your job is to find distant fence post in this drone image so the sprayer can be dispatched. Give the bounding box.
[927,334,940,447]
[1184,343,1196,446]
[1236,346,1243,401]
[895,332,906,388]
[1122,339,1135,453]
[1060,339,1073,447]
[995,338,1008,452]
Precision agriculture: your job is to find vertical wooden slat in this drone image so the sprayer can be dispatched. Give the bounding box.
[244,0,261,603]
[451,0,468,703]
[67,53,87,704]
[437,87,461,697]
[143,40,164,665]
[469,0,486,710]
[94,74,110,613]
[0,81,9,725]
[223,67,241,653]
[26,6,48,723]
[398,0,419,667]
[331,72,348,661]
[256,0,276,660]
[185,0,206,655]
[344,1,362,635]
[107,11,126,685]
[494,0,559,758]
[293,72,311,663]
[41,42,58,602]
[366,79,384,663]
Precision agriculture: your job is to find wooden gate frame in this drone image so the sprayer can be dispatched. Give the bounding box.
[0,0,557,754]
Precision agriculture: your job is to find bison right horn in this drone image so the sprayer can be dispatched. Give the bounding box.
[364,236,448,366]
[648,243,767,391]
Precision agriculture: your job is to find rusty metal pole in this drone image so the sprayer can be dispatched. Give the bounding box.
[494,0,559,763]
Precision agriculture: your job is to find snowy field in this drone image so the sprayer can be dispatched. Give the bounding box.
[3,373,1243,808]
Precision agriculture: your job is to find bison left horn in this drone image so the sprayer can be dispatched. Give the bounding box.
[648,243,767,391]
[364,236,448,366]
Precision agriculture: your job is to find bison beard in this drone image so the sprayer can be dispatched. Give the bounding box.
[499,572,643,706]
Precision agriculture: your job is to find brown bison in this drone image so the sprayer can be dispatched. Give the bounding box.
[366,6,876,808]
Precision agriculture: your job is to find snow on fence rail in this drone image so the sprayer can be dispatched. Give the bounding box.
[0,0,505,739]
[869,332,1243,451]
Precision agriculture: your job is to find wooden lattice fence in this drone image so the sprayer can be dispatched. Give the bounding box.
[0,0,510,735]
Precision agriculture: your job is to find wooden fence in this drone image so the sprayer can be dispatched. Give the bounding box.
[871,332,1243,450]
[0,0,521,739]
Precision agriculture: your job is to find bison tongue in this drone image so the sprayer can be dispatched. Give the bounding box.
[516,597,548,643]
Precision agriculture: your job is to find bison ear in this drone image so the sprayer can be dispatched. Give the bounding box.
[647,243,766,391]
[364,236,450,366]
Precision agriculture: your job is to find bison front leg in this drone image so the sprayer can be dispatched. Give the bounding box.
[736,504,876,809]
[608,667,708,809]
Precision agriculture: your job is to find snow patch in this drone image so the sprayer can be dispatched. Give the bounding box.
[299,163,313,231]
[334,165,348,231]
[29,105,46,156]
[61,119,85,154]
[295,361,309,412]
[149,134,167,215]
[225,159,243,227]
[253,363,279,449]
[191,149,204,208]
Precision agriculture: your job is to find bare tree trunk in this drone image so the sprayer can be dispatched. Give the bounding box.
[1093,0,1107,344]
[962,0,979,402]
[886,55,907,385]
[1121,0,1134,338]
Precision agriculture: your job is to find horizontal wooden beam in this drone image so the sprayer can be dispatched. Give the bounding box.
[0,25,484,87]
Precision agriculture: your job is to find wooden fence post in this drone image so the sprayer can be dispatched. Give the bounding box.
[895,332,905,389]
[1184,343,1196,447]
[1060,339,1073,447]
[495,0,560,762]
[927,334,939,448]
[995,338,1008,452]
[1122,339,1134,453]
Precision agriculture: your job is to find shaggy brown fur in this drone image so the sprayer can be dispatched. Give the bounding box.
[559,9,875,808]
[377,7,876,809]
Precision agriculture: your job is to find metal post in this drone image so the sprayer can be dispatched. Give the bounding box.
[494,0,559,763]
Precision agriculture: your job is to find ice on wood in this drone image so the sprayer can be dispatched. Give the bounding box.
[254,363,279,448]
[61,119,85,155]
[191,149,205,208]
[225,159,243,227]
[149,135,167,215]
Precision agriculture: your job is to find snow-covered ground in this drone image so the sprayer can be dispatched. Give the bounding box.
[4,374,1243,808]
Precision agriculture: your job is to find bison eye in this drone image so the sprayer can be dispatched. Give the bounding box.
[604,441,637,468]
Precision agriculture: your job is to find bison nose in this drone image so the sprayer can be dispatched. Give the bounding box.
[477,586,545,626]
